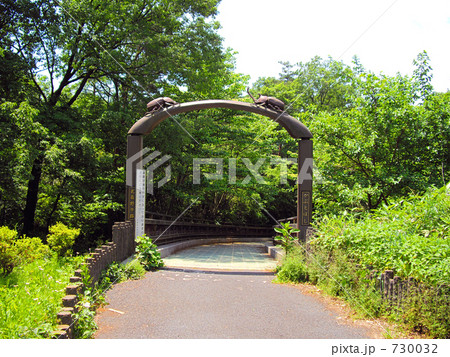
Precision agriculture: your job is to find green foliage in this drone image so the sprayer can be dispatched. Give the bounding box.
[124,259,146,281]
[0,0,239,244]
[0,224,18,242]
[255,55,449,217]
[47,223,80,257]
[402,285,450,338]
[274,186,450,338]
[0,256,83,338]
[274,221,300,253]
[0,227,18,275]
[14,237,51,265]
[275,248,308,283]
[99,260,145,287]
[0,227,52,275]
[135,235,164,271]
[73,289,98,339]
[311,185,450,284]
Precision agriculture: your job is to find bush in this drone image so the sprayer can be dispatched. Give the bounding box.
[14,237,51,265]
[98,260,146,291]
[276,247,308,283]
[402,284,450,338]
[124,259,146,280]
[0,227,18,275]
[311,185,450,284]
[47,223,80,257]
[135,235,164,271]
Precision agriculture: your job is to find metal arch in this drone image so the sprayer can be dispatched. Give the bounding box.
[128,100,313,139]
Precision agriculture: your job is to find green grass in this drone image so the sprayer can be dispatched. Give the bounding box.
[0,256,83,338]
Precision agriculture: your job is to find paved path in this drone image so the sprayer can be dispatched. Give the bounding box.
[95,243,372,339]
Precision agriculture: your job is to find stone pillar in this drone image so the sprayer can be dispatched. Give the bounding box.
[297,139,313,242]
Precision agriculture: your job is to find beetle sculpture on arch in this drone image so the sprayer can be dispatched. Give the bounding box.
[146,97,178,113]
[247,87,285,112]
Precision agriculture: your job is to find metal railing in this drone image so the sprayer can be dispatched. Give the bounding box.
[145,216,274,246]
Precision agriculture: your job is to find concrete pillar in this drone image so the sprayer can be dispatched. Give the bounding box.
[297,139,313,242]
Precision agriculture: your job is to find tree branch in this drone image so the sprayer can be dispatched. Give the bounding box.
[65,69,96,107]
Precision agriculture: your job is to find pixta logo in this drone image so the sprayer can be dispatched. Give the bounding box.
[126,148,171,194]
[127,148,320,193]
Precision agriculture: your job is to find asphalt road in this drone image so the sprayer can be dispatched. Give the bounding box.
[94,269,371,339]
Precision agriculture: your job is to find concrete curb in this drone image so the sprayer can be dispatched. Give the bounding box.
[264,242,285,261]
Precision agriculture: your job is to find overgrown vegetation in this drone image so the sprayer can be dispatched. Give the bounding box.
[312,185,450,284]
[0,223,80,338]
[135,235,164,271]
[275,186,450,338]
[0,223,161,338]
[0,256,83,338]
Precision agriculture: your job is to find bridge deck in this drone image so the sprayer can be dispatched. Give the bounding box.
[162,243,277,272]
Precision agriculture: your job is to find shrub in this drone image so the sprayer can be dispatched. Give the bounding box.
[98,260,146,292]
[310,185,450,284]
[276,247,308,283]
[124,259,146,280]
[0,227,18,275]
[100,262,124,284]
[135,235,164,270]
[402,284,450,338]
[47,223,80,257]
[14,237,51,265]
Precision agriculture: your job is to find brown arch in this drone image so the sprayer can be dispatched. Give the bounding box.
[128,100,312,139]
[126,99,313,241]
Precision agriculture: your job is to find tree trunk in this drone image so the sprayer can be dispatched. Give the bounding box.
[22,154,44,236]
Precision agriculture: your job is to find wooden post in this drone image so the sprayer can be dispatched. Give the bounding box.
[297,139,313,242]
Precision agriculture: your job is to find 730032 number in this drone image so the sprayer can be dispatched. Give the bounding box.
[392,344,438,354]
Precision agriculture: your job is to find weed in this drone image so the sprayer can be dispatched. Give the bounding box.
[135,235,164,270]
[275,248,308,283]
[274,222,300,254]
[0,256,82,338]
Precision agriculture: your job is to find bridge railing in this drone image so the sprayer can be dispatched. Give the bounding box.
[277,216,297,225]
[145,218,274,246]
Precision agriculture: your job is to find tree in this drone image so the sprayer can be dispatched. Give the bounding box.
[312,67,449,212]
[253,54,449,216]
[2,0,227,235]
[253,56,357,116]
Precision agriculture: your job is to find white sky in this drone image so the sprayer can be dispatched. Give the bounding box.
[216,0,450,92]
